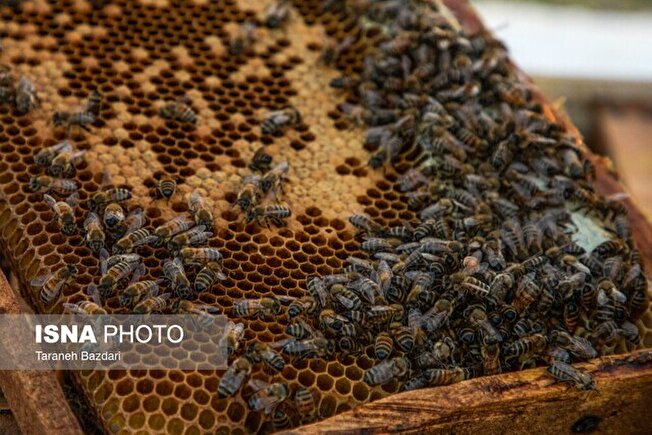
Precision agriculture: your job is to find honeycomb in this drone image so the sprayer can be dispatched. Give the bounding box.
[0,0,649,434]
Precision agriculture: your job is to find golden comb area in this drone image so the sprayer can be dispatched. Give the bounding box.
[0,0,650,434]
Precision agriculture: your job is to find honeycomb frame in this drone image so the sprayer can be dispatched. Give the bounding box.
[0,0,650,434]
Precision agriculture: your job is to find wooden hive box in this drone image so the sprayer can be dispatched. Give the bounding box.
[0,0,650,434]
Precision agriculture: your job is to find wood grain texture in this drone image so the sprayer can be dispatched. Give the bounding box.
[293,350,652,434]
[0,269,83,435]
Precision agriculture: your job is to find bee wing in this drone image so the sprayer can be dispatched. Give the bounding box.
[247,378,269,392]
[65,192,80,208]
[43,194,57,208]
[53,140,73,153]
[194,304,221,314]
[274,295,295,304]
[126,207,145,232]
[297,319,317,337]
[172,257,184,270]
[30,273,51,287]
[129,263,147,285]
[100,170,112,189]
[63,303,85,315]
[99,248,109,274]
[270,338,293,349]
[87,283,101,305]
[84,211,99,227]
[141,234,159,246]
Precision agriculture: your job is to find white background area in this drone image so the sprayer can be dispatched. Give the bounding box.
[473,1,652,81]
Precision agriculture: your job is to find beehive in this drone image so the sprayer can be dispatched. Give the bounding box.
[0,0,650,434]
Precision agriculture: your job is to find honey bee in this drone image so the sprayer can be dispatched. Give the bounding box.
[152,215,195,246]
[260,161,289,196]
[481,335,502,375]
[247,380,289,415]
[261,107,301,135]
[294,387,315,418]
[178,247,223,265]
[229,22,257,55]
[224,321,245,355]
[193,261,226,294]
[321,34,356,65]
[0,85,14,104]
[133,293,170,314]
[156,177,177,201]
[265,0,290,28]
[247,341,285,372]
[273,335,334,360]
[349,276,383,304]
[349,214,383,236]
[390,322,415,352]
[547,361,596,391]
[397,168,428,192]
[170,299,221,329]
[366,304,404,326]
[329,284,362,310]
[102,202,125,229]
[285,318,316,340]
[113,228,155,254]
[245,204,291,227]
[420,367,470,388]
[248,147,273,174]
[236,174,263,212]
[63,285,107,315]
[364,357,409,386]
[163,257,192,298]
[234,297,282,319]
[504,333,547,362]
[29,176,79,196]
[31,264,77,305]
[272,409,291,431]
[158,96,197,123]
[420,298,454,332]
[319,308,355,335]
[167,225,213,252]
[96,254,144,298]
[187,191,213,230]
[14,76,39,114]
[44,193,79,235]
[84,212,105,253]
[374,331,394,360]
[89,179,132,211]
[49,150,86,177]
[85,90,102,117]
[119,279,161,307]
[34,140,73,167]
[52,110,95,134]
[288,295,319,317]
[218,355,253,397]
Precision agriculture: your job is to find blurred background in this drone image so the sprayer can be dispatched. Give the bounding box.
[472,0,652,215]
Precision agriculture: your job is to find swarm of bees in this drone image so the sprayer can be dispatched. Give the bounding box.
[15,0,652,431]
[30,162,226,319]
[217,0,649,425]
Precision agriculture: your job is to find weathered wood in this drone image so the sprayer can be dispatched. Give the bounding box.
[293,350,652,434]
[0,269,83,435]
